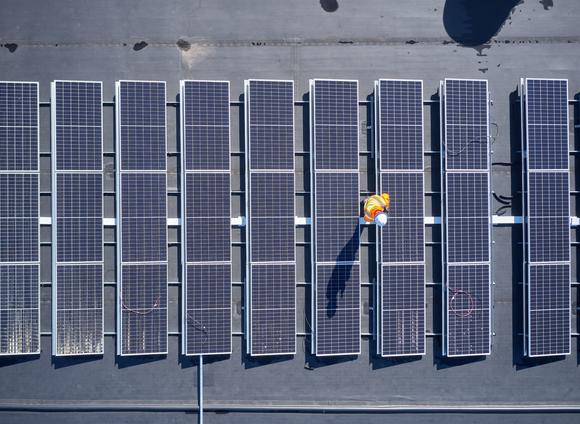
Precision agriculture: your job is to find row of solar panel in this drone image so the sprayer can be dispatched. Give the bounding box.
[0,79,572,360]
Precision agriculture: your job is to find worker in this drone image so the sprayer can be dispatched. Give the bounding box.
[363,193,390,227]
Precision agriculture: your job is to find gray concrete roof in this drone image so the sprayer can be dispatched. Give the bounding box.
[0,1,579,423]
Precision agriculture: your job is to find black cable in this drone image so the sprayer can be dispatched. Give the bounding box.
[444,138,487,156]
[187,313,209,343]
[495,204,512,216]
[492,162,513,167]
[493,193,512,205]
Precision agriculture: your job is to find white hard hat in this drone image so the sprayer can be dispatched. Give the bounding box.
[375,212,388,227]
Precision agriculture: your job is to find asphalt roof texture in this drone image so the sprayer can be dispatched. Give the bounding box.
[1,1,580,423]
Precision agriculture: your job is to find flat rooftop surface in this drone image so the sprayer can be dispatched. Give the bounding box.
[0,1,579,423]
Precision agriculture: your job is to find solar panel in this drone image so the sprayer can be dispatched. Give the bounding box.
[375,79,425,357]
[442,79,491,357]
[245,79,296,356]
[315,264,360,356]
[310,79,360,356]
[446,264,491,356]
[522,78,570,357]
[120,264,167,355]
[116,81,167,356]
[0,82,39,356]
[181,80,232,355]
[51,81,104,356]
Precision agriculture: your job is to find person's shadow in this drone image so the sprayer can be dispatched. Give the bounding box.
[443,0,522,46]
[326,225,360,318]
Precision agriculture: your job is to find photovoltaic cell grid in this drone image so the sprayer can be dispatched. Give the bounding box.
[245,80,296,355]
[376,79,425,357]
[524,78,570,357]
[443,79,491,357]
[117,81,167,355]
[311,79,360,356]
[181,81,231,355]
[52,81,104,355]
[0,82,39,355]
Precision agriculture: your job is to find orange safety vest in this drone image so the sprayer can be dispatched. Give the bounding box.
[363,193,390,223]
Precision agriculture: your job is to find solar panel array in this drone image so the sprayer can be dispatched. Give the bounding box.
[375,79,425,357]
[116,81,168,356]
[310,79,360,356]
[181,80,232,355]
[245,80,296,356]
[0,82,40,355]
[523,78,570,357]
[442,79,492,357]
[52,81,104,356]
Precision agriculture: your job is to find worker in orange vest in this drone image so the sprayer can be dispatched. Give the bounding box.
[363,193,390,227]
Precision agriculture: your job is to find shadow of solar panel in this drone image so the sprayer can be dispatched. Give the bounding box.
[446,264,490,356]
[121,264,167,355]
[0,264,39,354]
[315,264,360,355]
[250,264,296,355]
[185,264,231,355]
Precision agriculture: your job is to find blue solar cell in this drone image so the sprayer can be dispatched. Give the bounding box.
[56,173,102,263]
[120,264,167,355]
[182,81,232,355]
[381,264,425,356]
[183,81,230,127]
[185,127,229,171]
[315,264,360,355]
[118,81,165,126]
[121,173,167,263]
[0,174,39,263]
[185,264,231,355]
[380,172,424,263]
[55,264,103,355]
[0,264,39,354]
[446,172,490,263]
[248,80,294,126]
[378,80,423,171]
[0,127,38,172]
[444,79,489,171]
[250,264,295,355]
[0,82,38,127]
[446,264,491,356]
[524,79,571,357]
